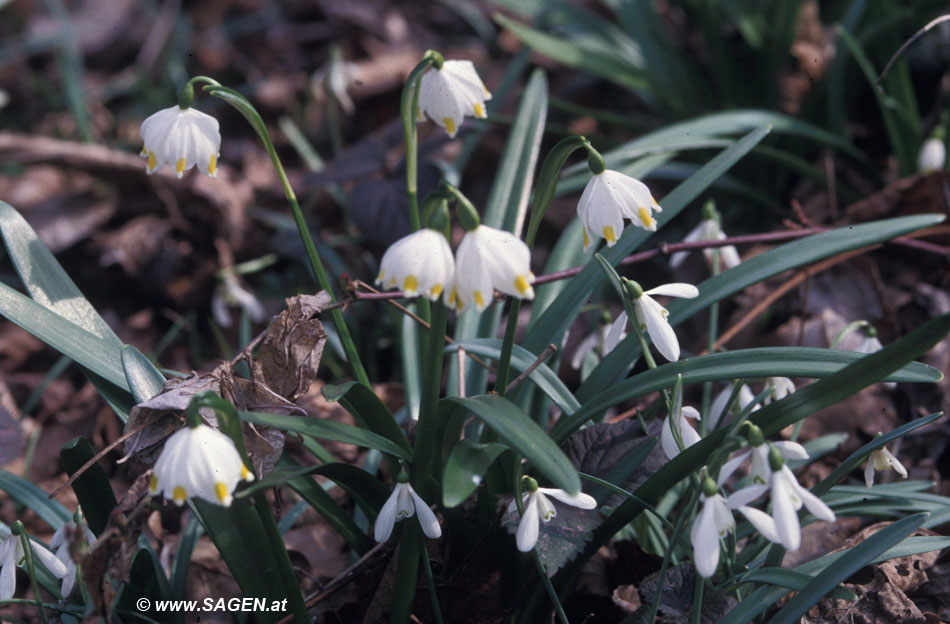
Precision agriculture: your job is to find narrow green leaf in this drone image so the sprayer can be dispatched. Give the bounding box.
[453,339,580,415]
[444,395,580,495]
[580,213,946,400]
[170,513,202,602]
[553,346,941,441]
[443,440,510,508]
[322,382,410,453]
[769,513,927,624]
[240,410,412,461]
[60,437,117,535]
[0,469,70,529]
[307,462,390,515]
[523,126,771,360]
[121,345,166,403]
[0,281,129,390]
[0,201,121,346]
[737,568,856,601]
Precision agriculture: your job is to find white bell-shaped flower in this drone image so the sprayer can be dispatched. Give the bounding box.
[376,229,455,301]
[865,443,908,488]
[49,517,96,597]
[0,530,69,600]
[691,492,735,578]
[608,282,698,362]
[661,406,702,460]
[374,481,441,542]
[149,423,254,507]
[577,170,662,251]
[707,383,757,430]
[508,484,598,552]
[140,105,221,178]
[448,225,534,312]
[418,60,491,138]
[669,218,741,271]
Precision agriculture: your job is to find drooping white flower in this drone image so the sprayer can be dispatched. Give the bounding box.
[212,271,267,329]
[140,105,221,178]
[448,225,534,312]
[577,170,662,251]
[719,440,810,486]
[762,377,796,405]
[376,229,455,301]
[661,406,702,460]
[670,219,741,271]
[691,492,735,578]
[0,532,69,600]
[374,481,441,542]
[918,137,946,172]
[49,517,96,597]
[149,423,254,507]
[610,282,699,362]
[509,485,598,552]
[864,443,908,488]
[708,383,757,430]
[417,60,491,138]
[735,462,835,552]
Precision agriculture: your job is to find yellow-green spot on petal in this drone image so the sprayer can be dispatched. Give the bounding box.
[172,486,187,504]
[652,197,660,207]
[140,146,148,157]
[638,207,655,228]
[376,270,386,284]
[443,117,456,136]
[240,465,252,481]
[515,275,530,295]
[603,226,616,244]
[403,275,419,293]
[175,158,186,175]
[215,482,230,503]
[430,283,443,298]
[149,475,159,493]
[208,154,217,176]
[474,291,485,308]
[474,103,485,118]
[147,151,157,171]
[583,229,590,249]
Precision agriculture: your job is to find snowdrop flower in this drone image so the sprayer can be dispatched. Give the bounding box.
[418,59,491,138]
[669,217,740,271]
[661,406,702,460]
[49,516,96,597]
[762,377,796,405]
[918,136,946,172]
[140,105,221,178]
[708,383,757,430]
[577,170,662,251]
[509,478,598,552]
[376,229,455,301]
[448,225,534,312]
[716,425,809,487]
[0,524,69,600]
[149,423,254,507]
[734,447,835,552]
[212,271,266,328]
[374,476,441,542]
[864,442,908,488]
[609,279,699,362]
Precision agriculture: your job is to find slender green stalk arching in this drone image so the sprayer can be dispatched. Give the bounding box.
[412,301,449,495]
[14,523,49,624]
[400,51,444,232]
[202,84,370,387]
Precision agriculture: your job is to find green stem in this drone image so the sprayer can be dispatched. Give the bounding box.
[533,553,570,624]
[690,569,705,624]
[391,525,422,624]
[18,534,49,624]
[420,543,444,624]
[413,302,449,496]
[646,481,699,623]
[700,253,721,436]
[494,298,521,396]
[252,492,310,622]
[203,84,369,387]
[401,56,438,231]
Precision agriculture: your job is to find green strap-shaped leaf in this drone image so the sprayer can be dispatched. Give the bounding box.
[170,513,202,603]
[454,338,580,415]
[735,568,856,601]
[444,395,580,495]
[522,126,771,361]
[0,281,129,390]
[0,469,70,529]
[121,344,166,403]
[579,213,946,401]
[768,513,927,624]
[60,437,117,536]
[443,440,510,508]
[240,410,412,461]
[0,201,122,346]
[322,381,411,474]
[552,347,941,441]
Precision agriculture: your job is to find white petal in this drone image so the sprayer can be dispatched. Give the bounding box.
[669,222,706,269]
[571,332,600,370]
[603,311,628,354]
[726,484,768,508]
[717,451,750,486]
[517,494,541,552]
[691,501,722,578]
[635,295,680,362]
[29,542,68,578]
[0,540,15,600]
[771,471,802,551]
[773,441,809,461]
[707,387,731,430]
[539,487,598,510]
[736,505,782,544]
[60,563,77,597]
[795,483,836,523]
[864,461,876,488]
[374,487,401,542]
[644,283,699,299]
[409,489,442,539]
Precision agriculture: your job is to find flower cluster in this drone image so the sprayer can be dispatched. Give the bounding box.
[376,225,534,314]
